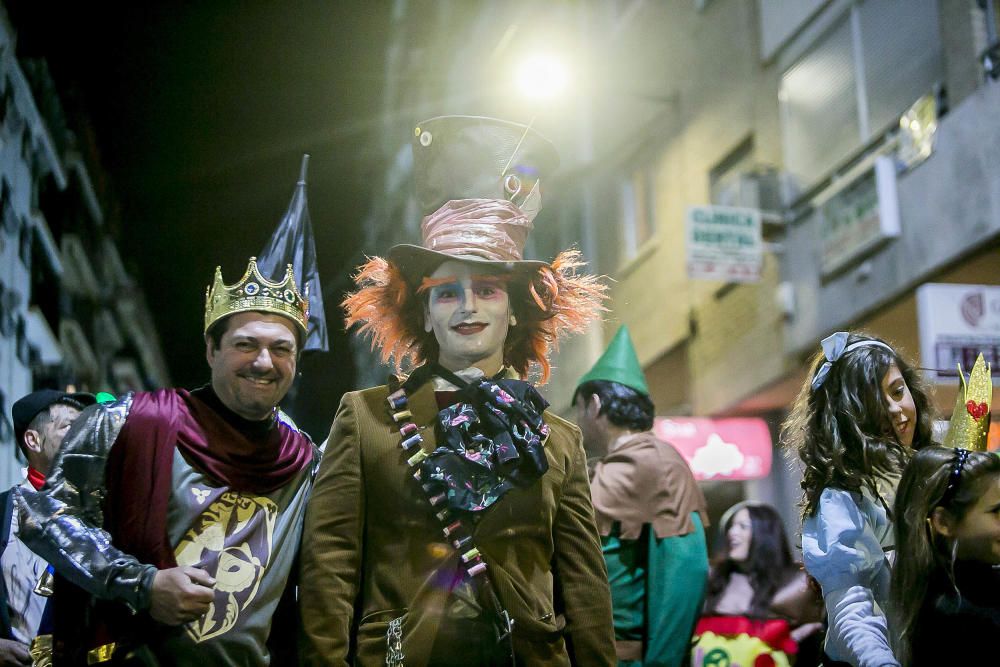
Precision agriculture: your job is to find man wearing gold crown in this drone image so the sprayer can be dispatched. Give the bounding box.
[15,260,319,665]
[300,116,616,666]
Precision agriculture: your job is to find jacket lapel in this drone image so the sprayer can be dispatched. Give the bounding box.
[405,377,440,455]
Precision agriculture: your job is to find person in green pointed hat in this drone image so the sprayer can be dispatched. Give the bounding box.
[574,325,709,667]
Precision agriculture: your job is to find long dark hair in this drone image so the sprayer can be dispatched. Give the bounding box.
[891,446,1000,666]
[704,503,799,618]
[781,332,935,517]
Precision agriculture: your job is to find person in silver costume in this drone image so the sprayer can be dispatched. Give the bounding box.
[14,259,318,666]
[1,390,93,666]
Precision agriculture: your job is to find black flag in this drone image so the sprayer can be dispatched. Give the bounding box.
[257,154,328,352]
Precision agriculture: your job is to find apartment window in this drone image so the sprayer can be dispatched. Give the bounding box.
[709,136,756,207]
[20,127,33,162]
[1,180,17,235]
[0,82,9,129]
[619,164,656,264]
[19,218,32,268]
[779,0,943,189]
[0,389,11,444]
[0,281,11,337]
[16,316,29,365]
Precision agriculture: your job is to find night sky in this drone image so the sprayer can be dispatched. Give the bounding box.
[10,2,392,439]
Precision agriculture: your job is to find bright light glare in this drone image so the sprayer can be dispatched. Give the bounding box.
[516,54,569,100]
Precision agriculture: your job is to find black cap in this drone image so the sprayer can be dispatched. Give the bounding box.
[12,389,96,445]
[411,115,559,217]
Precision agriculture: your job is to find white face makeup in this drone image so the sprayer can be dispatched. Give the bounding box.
[424,260,511,374]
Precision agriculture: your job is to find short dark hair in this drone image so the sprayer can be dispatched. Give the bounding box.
[206,317,231,350]
[573,379,655,431]
[17,397,87,459]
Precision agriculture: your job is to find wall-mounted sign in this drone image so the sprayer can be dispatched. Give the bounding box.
[917,283,1000,383]
[685,205,762,283]
[819,156,900,276]
[653,417,772,481]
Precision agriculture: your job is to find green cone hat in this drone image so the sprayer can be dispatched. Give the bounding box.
[577,325,649,396]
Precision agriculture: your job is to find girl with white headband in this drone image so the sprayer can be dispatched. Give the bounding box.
[781,332,935,667]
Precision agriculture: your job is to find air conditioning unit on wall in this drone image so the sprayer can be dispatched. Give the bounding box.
[713,167,788,227]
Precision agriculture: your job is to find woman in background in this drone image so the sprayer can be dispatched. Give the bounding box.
[782,331,934,667]
[692,502,823,667]
[892,446,1000,666]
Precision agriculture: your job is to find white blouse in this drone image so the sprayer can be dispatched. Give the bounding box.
[802,485,899,667]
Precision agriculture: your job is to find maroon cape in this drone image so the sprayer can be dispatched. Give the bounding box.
[103,388,314,569]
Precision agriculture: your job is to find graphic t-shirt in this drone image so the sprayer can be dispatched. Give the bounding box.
[161,449,311,665]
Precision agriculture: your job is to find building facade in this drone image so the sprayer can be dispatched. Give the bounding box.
[357,0,1000,543]
[0,5,169,488]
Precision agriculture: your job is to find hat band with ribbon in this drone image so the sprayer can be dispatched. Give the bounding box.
[810,332,895,391]
[421,198,533,263]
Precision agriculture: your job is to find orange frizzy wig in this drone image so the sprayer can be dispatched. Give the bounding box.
[342,249,606,384]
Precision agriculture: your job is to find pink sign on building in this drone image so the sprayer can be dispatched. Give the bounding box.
[653,417,773,481]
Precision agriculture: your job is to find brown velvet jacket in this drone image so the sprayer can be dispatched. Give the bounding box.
[299,376,616,666]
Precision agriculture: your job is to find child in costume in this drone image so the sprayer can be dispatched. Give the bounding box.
[891,355,996,666]
[694,502,823,667]
[781,332,935,667]
[299,116,616,666]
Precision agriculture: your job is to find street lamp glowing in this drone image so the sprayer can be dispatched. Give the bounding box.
[516,54,568,100]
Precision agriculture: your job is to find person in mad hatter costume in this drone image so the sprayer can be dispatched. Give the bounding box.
[299,116,615,666]
[573,325,709,666]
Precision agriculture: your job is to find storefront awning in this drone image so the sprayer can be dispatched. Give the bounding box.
[653,417,773,481]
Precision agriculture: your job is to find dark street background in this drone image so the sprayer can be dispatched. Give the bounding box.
[8,1,392,439]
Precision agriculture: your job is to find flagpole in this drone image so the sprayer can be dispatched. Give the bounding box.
[299,154,310,184]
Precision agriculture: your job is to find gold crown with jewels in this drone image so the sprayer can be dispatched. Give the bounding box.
[204,257,309,334]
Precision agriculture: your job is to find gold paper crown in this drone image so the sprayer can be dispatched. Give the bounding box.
[204,257,309,335]
[943,353,993,452]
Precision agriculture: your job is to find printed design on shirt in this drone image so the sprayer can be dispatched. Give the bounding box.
[192,487,210,504]
[174,491,278,642]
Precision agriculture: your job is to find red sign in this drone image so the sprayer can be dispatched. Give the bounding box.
[653,417,773,481]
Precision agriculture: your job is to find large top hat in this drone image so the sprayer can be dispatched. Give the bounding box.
[342,115,604,383]
[388,115,560,283]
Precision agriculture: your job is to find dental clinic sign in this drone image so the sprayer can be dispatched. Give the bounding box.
[917,283,1000,383]
[686,205,762,283]
[654,417,772,481]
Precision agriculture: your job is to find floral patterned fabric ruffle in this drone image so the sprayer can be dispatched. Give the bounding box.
[419,377,550,513]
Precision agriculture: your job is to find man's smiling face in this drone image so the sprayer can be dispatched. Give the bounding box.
[206,312,298,420]
[423,260,511,373]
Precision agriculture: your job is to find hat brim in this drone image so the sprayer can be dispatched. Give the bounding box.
[12,390,96,443]
[387,244,548,285]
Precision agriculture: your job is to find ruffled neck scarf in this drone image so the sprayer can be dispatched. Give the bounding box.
[404,363,550,514]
